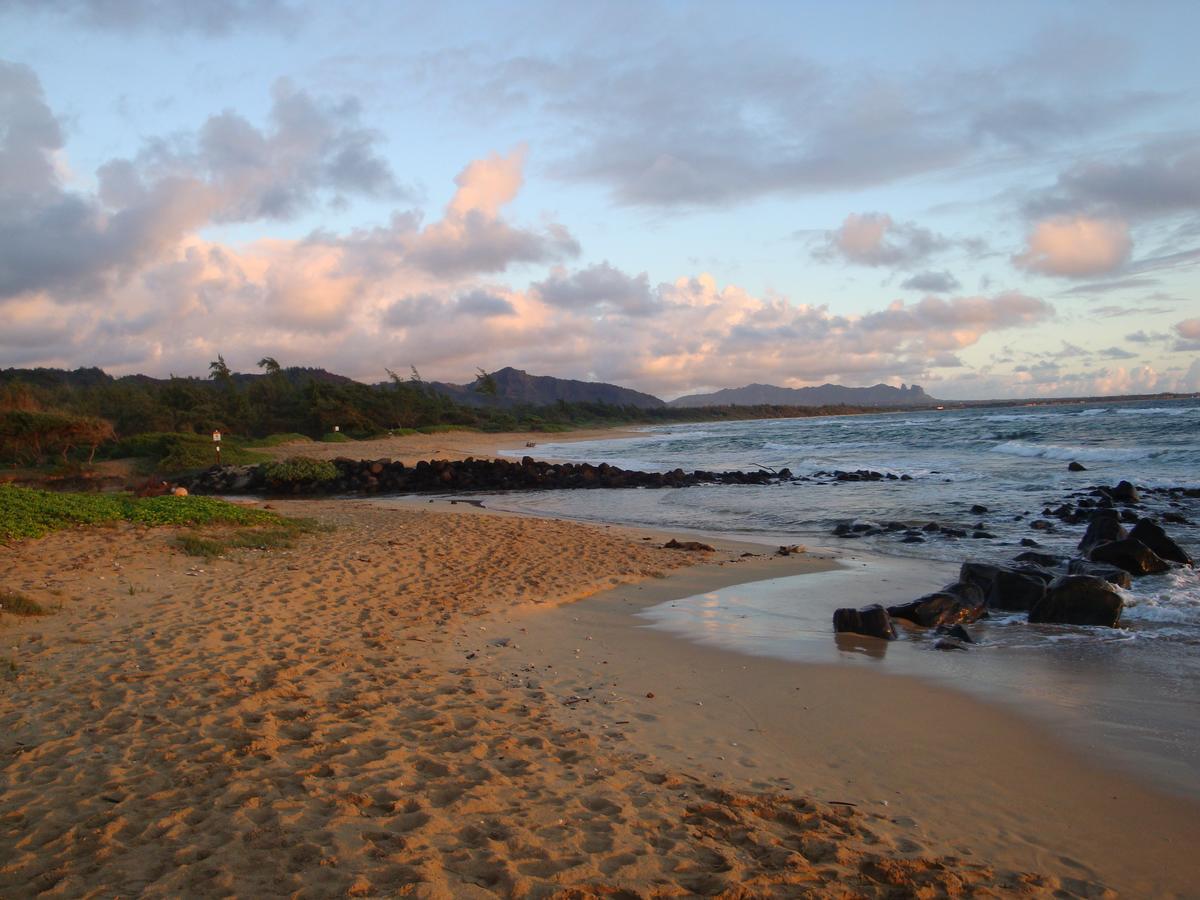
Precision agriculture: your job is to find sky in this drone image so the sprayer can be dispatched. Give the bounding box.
[1,0,1198,400]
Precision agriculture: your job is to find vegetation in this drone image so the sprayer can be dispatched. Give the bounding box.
[0,589,48,617]
[110,432,269,472]
[260,457,339,485]
[174,517,323,560]
[0,360,906,472]
[0,484,280,542]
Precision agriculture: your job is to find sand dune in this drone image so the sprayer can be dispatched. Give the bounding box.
[1,500,1118,896]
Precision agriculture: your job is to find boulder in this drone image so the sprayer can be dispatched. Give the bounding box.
[1129,519,1193,567]
[1111,480,1141,503]
[959,562,1047,612]
[1078,509,1126,553]
[1013,551,1065,568]
[1067,558,1133,589]
[1029,575,1123,627]
[1068,461,1087,472]
[887,581,986,627]
[934,623,975,643]
[832,605,896,640]
[663,539,715,552]
[1089,538,1170,575]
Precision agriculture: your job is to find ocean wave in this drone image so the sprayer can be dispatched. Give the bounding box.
[1078,408,1108,416]
[988,440,1160,463]
[1116,406,1195,416]
[991,430,1041,441]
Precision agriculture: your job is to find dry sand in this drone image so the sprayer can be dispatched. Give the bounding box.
[258,428,639,467]
[1,496,1194,897]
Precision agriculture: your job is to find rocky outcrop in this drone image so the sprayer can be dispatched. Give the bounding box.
[1078,510,1126,553]
[1066,558,1133,589]
[886,582,987,628]
[1089,538,1170,575]
[832,605,897,640]
[958,562,1047,612]
[1129,519,1193,566]
[1029,576,1123,627]
[180,456,795,497]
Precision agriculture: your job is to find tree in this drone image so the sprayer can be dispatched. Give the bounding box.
[474,367,499,397]
[209,355,233,385]
[257,357,282,376]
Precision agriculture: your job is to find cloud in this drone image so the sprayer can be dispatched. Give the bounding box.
[1059,276,1158,296]
[858,293,1052,346]
[382,293,440,328]
[1176,318,1200,340]
[1175,317,1200,351]
[1029,138,1200,220]
[410,24,1166,209]
[330,148,580,280]
[900,270,961,293]
[818,213,947,268]
[1126,329,1169,343]
[531,263,658,317]
[0,64,401,301]
[111,78,404,223]
[1099,346,1137,360]
[455,289,516,317]
[1013,216,1132,278]
[3,0,301,35]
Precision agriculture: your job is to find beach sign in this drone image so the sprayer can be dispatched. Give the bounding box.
[212,430,221,442]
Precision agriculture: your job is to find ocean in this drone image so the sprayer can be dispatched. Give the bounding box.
[474,397,1200,794]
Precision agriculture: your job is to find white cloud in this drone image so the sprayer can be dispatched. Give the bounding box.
[1013,216,1131,277]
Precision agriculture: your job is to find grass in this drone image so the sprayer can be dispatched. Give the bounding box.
[246,433,313,448]
[175,518,325,559]
[0,484,282,542]
[0,589,48,617]
[319,431,353,443]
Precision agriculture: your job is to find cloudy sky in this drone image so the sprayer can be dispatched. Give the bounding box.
[2,0,1198,399]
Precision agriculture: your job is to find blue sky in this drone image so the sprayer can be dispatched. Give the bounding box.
[1,0,1197,399]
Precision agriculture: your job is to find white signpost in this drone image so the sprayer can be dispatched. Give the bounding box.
[212,430,222,464]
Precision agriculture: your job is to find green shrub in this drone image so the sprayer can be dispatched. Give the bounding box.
[319,432,352,443]
[110,431,267,472]
[0,484,280,542]
[260,457,339,484]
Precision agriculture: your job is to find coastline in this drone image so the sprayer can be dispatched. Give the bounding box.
[2,448,1197,893]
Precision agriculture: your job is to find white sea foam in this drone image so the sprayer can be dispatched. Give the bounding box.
[1117,406,1194,416]
[989,440,1158,462]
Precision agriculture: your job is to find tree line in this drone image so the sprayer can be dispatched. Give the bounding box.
[0,359,892,467]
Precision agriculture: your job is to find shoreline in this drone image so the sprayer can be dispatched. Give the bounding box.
[3,490,1197,894]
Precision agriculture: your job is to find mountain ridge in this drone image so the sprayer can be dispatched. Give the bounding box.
[669,382,939,408]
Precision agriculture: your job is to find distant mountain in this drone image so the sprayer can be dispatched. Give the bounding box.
[430,367,665,409]
[669,382,938,408]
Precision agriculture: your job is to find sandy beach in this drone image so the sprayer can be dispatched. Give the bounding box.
[258,428,646,467]
[2,480,1198,896]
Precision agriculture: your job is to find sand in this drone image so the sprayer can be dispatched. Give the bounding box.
[258,428,639,467]
[1,496,1194,897]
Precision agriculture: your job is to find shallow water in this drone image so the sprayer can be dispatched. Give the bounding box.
[635,556,1200,798]
[469,397,1200,795]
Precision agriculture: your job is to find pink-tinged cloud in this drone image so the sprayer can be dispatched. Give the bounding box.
[1013,215,1131,277]
[819,212,946,267]
[1176,317,1200,340]
[448,146,526,218]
